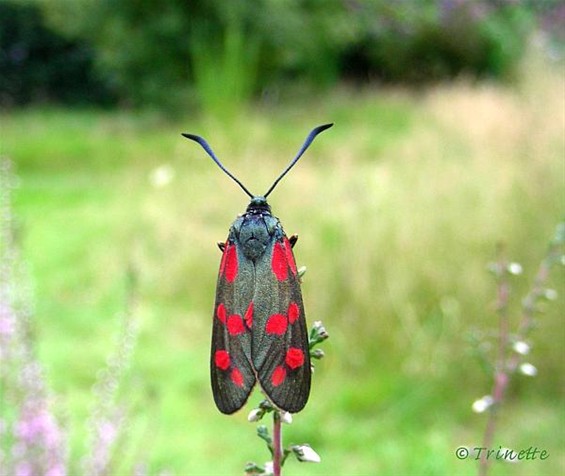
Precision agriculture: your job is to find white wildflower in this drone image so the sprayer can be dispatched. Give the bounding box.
[512,341,530,355]
[149,164,174,188]
[293,445,321,463]
[263,461,274,475]
[519,363,537,377]
[247,409,263,422]
[507,262,523,275]
[499,447,519,463]
[472,395,494,413]
[544,289,558,300]
[281,412,293,424]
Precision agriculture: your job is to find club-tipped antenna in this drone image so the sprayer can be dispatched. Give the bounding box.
[182,133,254,199]
[263,123,333,198]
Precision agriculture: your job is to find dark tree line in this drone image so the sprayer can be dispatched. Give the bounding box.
[1,0,561,111]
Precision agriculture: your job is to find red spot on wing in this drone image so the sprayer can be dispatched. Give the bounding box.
[271,242,288,281]
[227,314,245,335]
[224,243,238,282]
[244,302,253,328]
[287,302,299,324]
[272,366,287,386]
[214,350,230,370]
[216,303,227,323]
[285,348,305,369]
[265,314,288,335]
[219,244,227,276]
[230,368,244,387]
[283,237,297,275]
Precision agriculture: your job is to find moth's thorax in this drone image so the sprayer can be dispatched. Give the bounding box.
[232,197,281,261]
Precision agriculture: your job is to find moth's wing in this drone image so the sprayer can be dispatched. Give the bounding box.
[252,235,311,413]
[210,240,256,414]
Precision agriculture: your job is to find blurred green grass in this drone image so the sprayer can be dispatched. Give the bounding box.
[2,60,564,475]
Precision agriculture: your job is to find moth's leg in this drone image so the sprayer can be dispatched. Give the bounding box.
[289,234,298,248]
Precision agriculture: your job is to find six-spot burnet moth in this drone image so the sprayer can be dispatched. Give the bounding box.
[182,124,333,414]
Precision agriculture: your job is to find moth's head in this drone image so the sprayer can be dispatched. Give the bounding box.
[246,196,271,214]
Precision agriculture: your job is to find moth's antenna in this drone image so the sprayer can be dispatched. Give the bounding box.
[264,123,333,198]
[182,133,254,199]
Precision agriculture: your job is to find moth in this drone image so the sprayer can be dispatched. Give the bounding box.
[183,123,333,414]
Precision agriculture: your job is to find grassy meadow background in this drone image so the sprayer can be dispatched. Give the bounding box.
[2,54,565,475]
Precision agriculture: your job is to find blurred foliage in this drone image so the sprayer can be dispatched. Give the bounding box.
[3,0,562,112]
[0,1,115,106]
[343,0,533,82]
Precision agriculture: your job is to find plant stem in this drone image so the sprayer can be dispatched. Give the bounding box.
[478,232,562,476]
[479,251,510,476]
[273,411,282,476]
